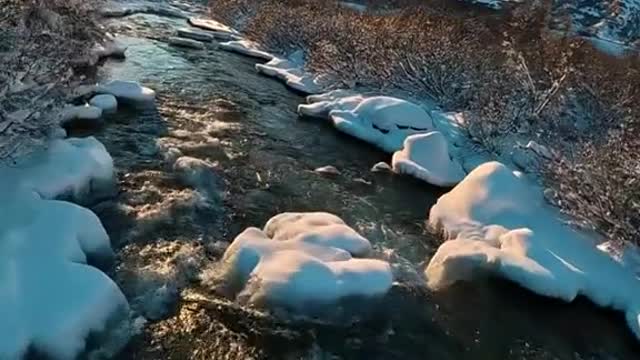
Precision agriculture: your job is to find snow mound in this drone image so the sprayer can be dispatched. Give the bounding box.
[59,105,103,126]
[426,161,640,341]
[256,52,329,94]
[218,40,274,60]
[90,94,118,114]
[217,212,392,310]
[0,137,115,203]
[0,190,129,359]
[392,132,465,187]
[96,80,156,105]
[300,92,435,153]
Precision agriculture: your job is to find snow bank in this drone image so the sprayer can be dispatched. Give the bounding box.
[96,80,156,105]
[425,161,640,341]
[0,189,129,359]
[255,51,329,94]
[217,212,392,310]
[300,91,435,153]
[392,132,465,187]
[218,40,274,61]
[0,137,115,203]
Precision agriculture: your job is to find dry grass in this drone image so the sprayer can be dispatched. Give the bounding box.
[210,0,640,246]
[0,0,103,161]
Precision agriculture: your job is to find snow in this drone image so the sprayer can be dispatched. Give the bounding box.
[96,80,156,105]
[177,28,214,42]
[0,188,129,359]
[218,40,274,61]
[217,212,392,310]
[255,51,329,94]
[0,137,115,203]
[90,94,118,114]
[425,161,640,341]
[301,92,435,153]
[188,18,240,36]
[392,132,466,187]
[168,36,206,50]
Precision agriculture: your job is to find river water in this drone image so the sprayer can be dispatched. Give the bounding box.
[77,2,640,359]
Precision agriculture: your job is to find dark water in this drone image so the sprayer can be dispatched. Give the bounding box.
[82,3,640,359]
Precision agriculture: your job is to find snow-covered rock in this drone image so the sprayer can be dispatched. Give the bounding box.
[392,132,465,187]
[327,96,435,153]
[188,18,240,36]
[425,161,640,341]
[0,188,129,359]
[298,92,364,119]
[314,165,341,176]
[0,137,115,203]
[216,212,392,310]
[59,105,103,127]
[256,52,329,94]
[218,40,274,61]
[96,80,156,105]
[92,38,127,61]
[177,28,214,42]
[168,36,206,50]
[371,162,392,173]
[90,94,118,114]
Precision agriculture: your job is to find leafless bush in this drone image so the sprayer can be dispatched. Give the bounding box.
[0,0,103,161]
[209,0,640,246]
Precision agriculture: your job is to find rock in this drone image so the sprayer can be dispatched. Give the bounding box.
[168,36,206,50]
[59,105,103,127]
[92,39,127,60]
[70,84,97,100]
[525,140,553,159]
[173,156,222,201]
[511,146,538,171]
[314,165,341,176]
[392,132,465,187]
[371,162,392,173]
[177,28,214,42]
[90,94,118,113]
[47,127,67,140]
[96,80,156,105]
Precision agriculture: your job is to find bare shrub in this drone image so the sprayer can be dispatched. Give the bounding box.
[0,0,103,161]
[209,0,640,246]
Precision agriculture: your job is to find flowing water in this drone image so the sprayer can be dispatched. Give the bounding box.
[77,2,640,359]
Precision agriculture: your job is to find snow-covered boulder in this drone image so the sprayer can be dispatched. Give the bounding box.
[0,137,115,203]
[256,52,329,94]
[168,36,206,50]
[425,161,640,341]
[59,105,103,127]
[392,132,465,187]
[216,212,392,311]
[0,190,129,359]
[298,93,364,119]
[218,40,274,60]
[328,96,435,153]
[96,80,156,105]
[90,94,118,114]
[177,27,214,42]
[188,18,240,36]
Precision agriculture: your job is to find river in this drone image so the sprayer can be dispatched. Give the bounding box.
[74,2,640,358]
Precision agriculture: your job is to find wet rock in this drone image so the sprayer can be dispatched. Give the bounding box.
[90,94,118,113]
[168,36,206,50]
[59,104,103,127]
[371,162,392,173]
[173,156,223,202]
[314,165,341,176]
[177,28,214,43]
[525,140,553,159]
[137,284,179,321]
[511,146,538,172]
